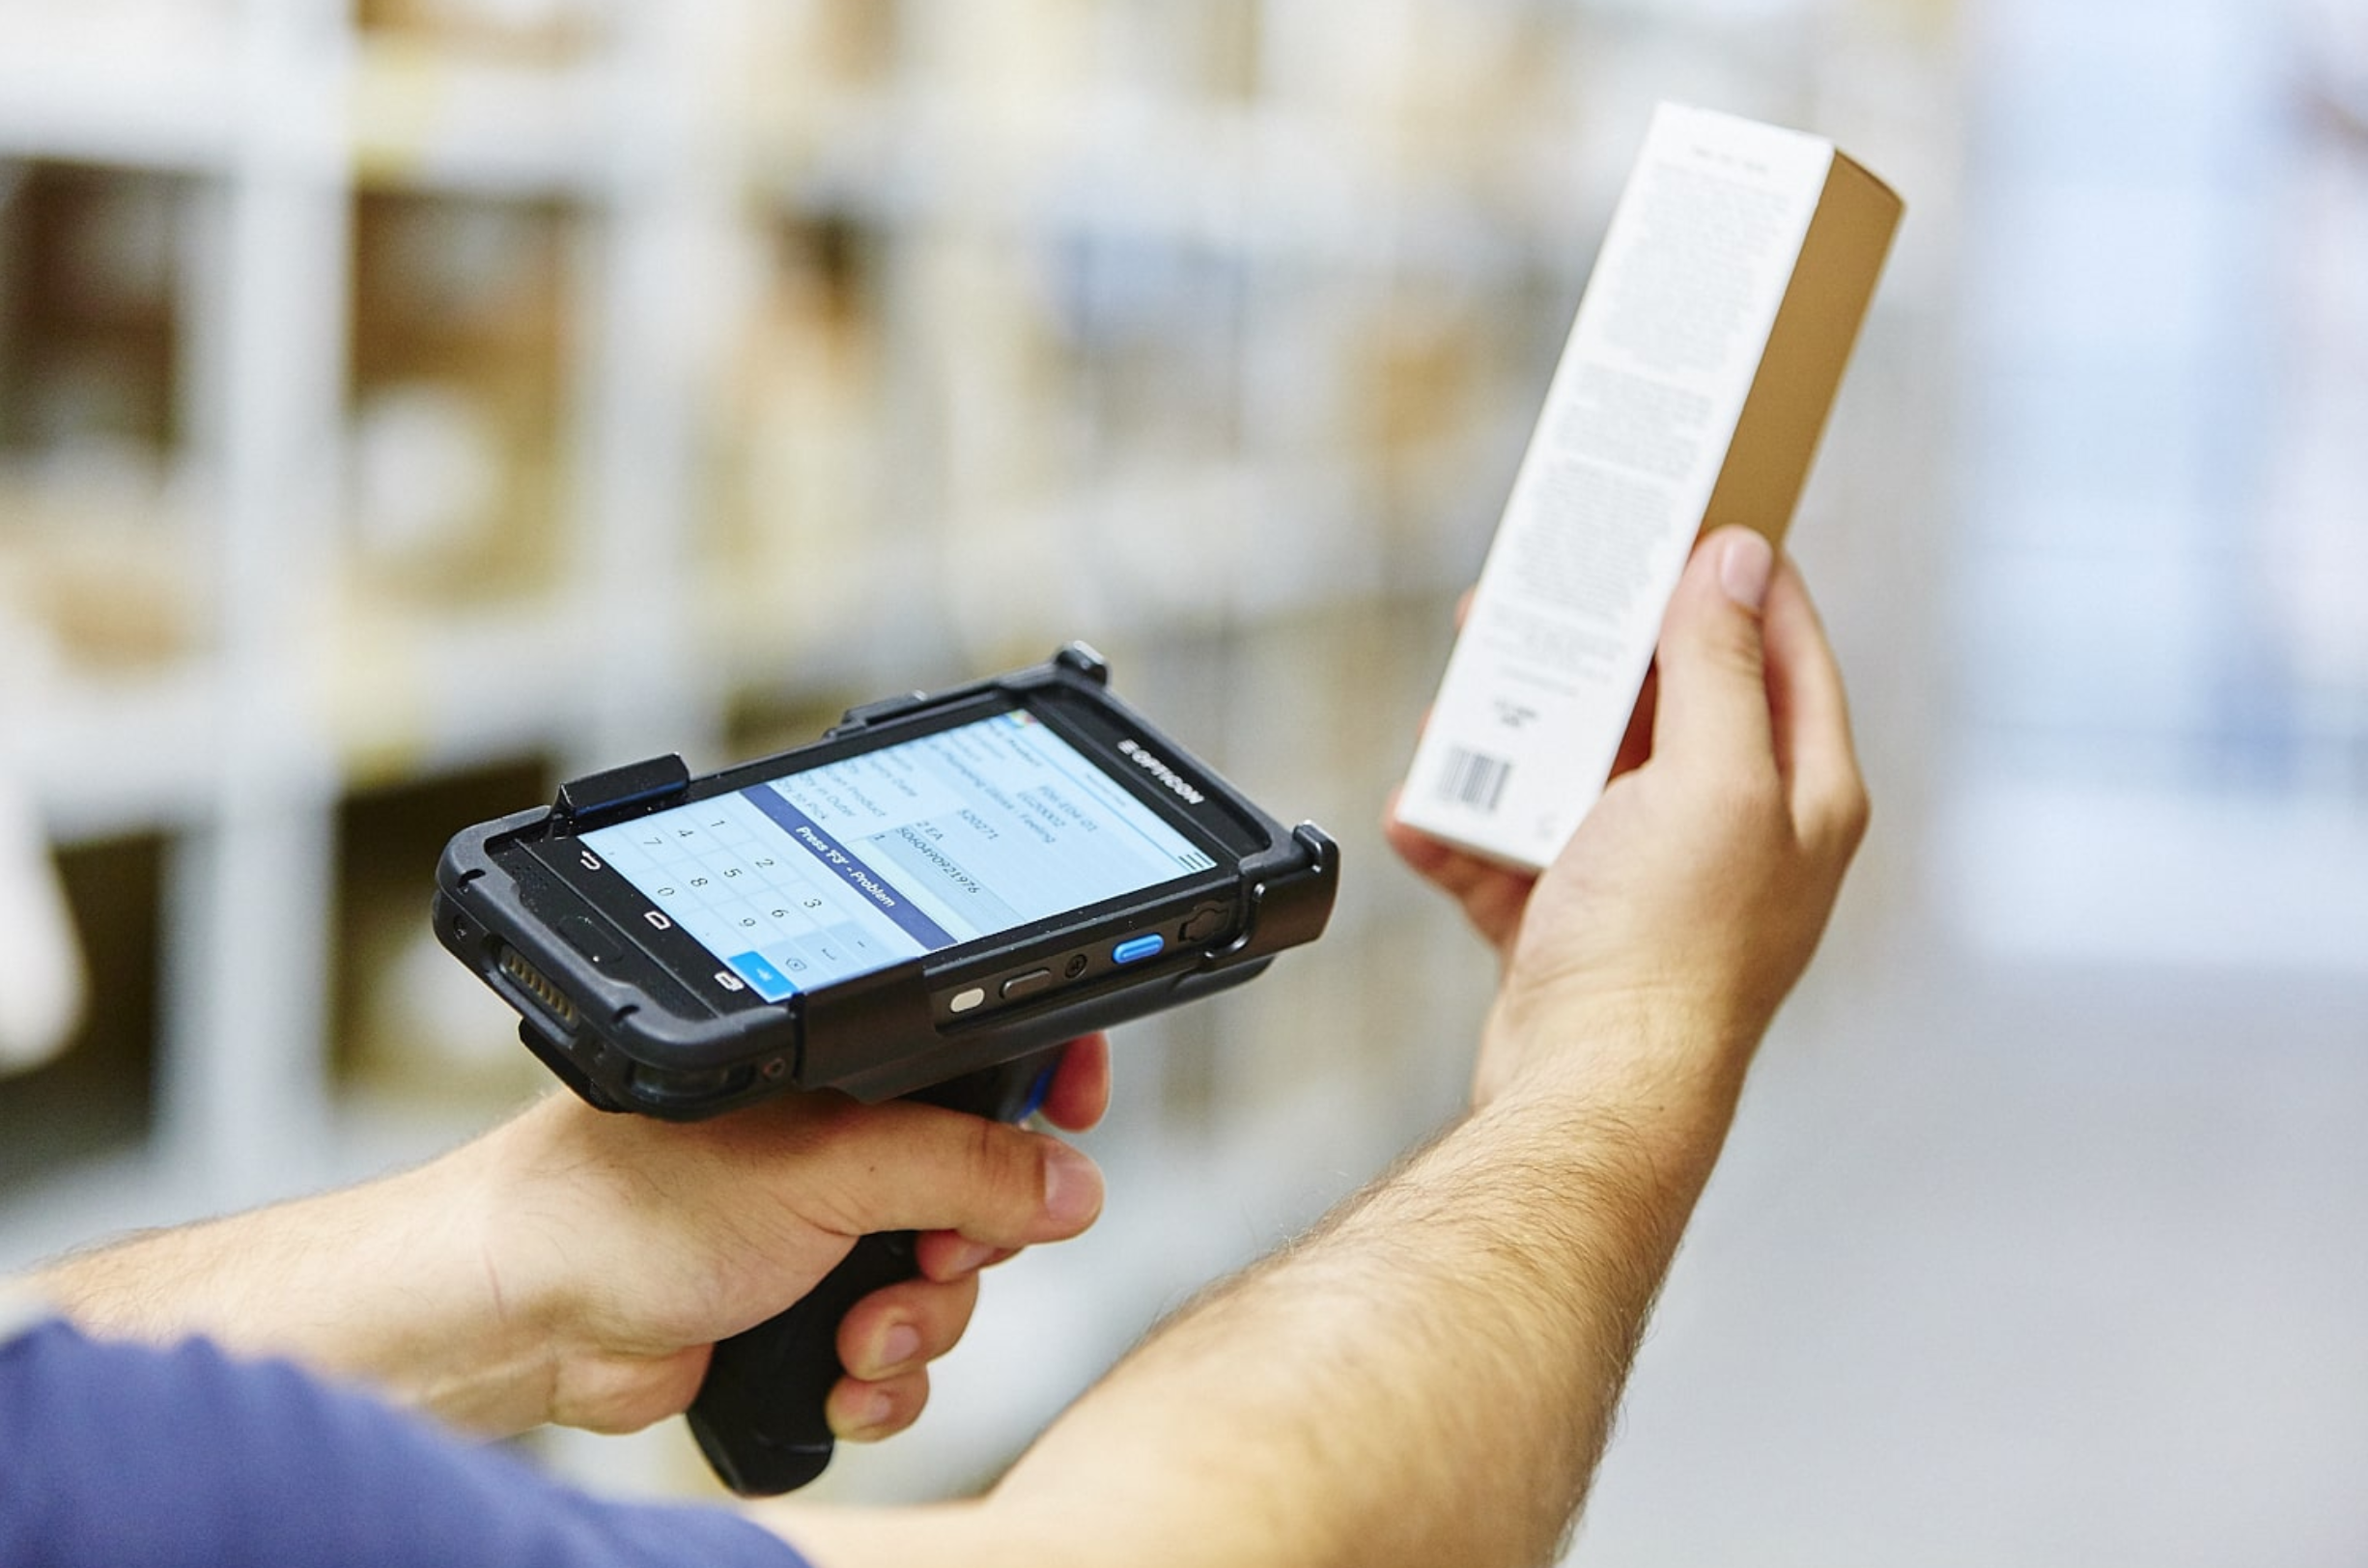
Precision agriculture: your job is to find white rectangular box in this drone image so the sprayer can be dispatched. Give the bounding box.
[1398,103,1903,869]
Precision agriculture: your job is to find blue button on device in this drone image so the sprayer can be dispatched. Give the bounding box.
[1113,935,1166,966]
[728,952,798,1002]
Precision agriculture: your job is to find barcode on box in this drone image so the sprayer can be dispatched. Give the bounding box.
[1438,748,1511,815]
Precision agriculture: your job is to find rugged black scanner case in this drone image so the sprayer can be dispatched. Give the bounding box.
[432,644,1336,1117]
[430,644,1337,1495]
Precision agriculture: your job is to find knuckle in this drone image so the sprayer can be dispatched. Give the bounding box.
[783,1101,891,1234]
[968,1116,1040,1218]
[1818,774,1873,857]
[893,1372,932,1428]
[1843,779,1873,846]
[1698,612,1769,684]
[921,1271,979,1329]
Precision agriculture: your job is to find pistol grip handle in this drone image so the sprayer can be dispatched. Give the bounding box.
[684,1047,1066,1497]
[688,1229,918,1496]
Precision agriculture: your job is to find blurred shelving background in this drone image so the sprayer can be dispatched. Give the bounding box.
[0,0,2360,1562]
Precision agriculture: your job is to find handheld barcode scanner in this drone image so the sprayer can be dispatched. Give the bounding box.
[435,645,1336,1494]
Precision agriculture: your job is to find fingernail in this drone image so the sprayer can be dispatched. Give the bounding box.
[1718,529,1774,610]
[857,1388,894,1432]
[1043,1143,1101,1226]
[879,1322,921,1370]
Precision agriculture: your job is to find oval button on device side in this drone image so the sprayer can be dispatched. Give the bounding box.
[1113,935,1165,966]
[1000,969,1055,1001]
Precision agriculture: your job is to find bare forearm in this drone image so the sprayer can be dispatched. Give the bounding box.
[28,1144,556,1435]
[1014,1106,1714,1561]
[24,1074,1121,1447]
[775,1022,1741,1568]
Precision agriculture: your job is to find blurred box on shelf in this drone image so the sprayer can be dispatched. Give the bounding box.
[0,477,204,672]
[735,0,903,169]
[355,0,606,65]
[705,216,885,667]
[0,163,183,458]
[0,163,205,671]
[1070,1,1257,106]
[920,234,1085,652]
[1400,103,1903,870]
[345,189,573,605]
[903,0,1096,153]
[1385,7,1588,207]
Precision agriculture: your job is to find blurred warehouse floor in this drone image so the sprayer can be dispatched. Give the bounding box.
[1572,956,2368,1567]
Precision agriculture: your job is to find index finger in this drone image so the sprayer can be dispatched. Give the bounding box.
[1646,527,1779,777]
[1036,1034,1111,1133]
[1759,559,1868,851]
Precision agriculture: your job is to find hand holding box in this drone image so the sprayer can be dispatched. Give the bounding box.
[1400,103,1903,870]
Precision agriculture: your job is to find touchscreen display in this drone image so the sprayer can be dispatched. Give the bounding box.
[580,711,1218,1000]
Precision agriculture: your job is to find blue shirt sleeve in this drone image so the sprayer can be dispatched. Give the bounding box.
[0,1319,813,1568]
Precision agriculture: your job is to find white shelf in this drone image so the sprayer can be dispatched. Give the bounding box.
[0,23,240,172]
[351,43,607,198]
[0,26,604,198]
[14,664,224,842]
